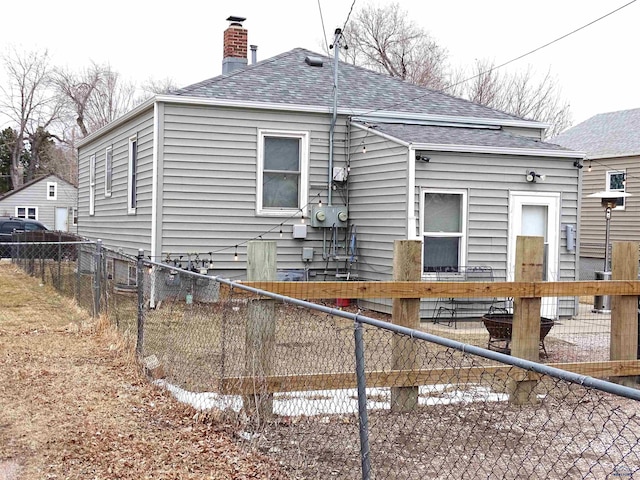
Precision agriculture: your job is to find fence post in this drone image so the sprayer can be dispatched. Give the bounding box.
[245,241,276,419]
[92,239,103,318]
[391,240,421,412]
[509,235,543,405]
[57,231,62,290]
[136,249,145,357]
[610,241,638,386]
[354,320,372,480]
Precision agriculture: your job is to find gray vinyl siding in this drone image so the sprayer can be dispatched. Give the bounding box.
[579,155,640,259]
[77,108,155,255]
[348,128,409,283]
[414,151,579,317]
[0,175,78,233]
[158,103,348,274]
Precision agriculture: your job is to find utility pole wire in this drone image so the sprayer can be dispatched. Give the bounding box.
[342,0,357,33]
[317,0,330,53]
[357,0,637,116]
[444,0,638,91]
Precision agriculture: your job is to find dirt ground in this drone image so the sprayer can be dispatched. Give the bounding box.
[0,264,286,479]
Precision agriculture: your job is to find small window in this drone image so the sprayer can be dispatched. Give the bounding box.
[105,146,113,197]
[606,170,626,210]
[15,206,38,220]
[257,129,309,215]
[89,154,96,216]
[421,190,467,273]
[72,207,78,226]
[47,181,57,200]
[128,136,137,214]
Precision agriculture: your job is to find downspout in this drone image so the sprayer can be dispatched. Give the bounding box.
[328,28,343,206]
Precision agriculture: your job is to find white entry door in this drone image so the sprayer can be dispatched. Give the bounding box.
[55,207,69,232]
[508,192,560,319]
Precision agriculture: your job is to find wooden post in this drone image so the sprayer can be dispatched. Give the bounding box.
[391,240,421,412]
[509,235,543,405]
[610,241,639,386]
[244,241,277,419]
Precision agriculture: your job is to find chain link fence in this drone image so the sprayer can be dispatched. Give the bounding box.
[6,240,640,479]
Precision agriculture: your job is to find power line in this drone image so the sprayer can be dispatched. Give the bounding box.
[357,0,637,117]
[444,0,638,92]
[341,0,357,33]
[317,0,330,53]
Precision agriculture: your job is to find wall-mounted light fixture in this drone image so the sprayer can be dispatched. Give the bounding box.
[526,170,546,183]
[573,160,583,169]
[416,154,430,162]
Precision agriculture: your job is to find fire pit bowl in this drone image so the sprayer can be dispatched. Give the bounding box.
[481,313,554,355]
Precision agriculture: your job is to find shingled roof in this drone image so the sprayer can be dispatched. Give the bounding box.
[364,122,575,153]
[174,48,526,122]
[551,108,640,158]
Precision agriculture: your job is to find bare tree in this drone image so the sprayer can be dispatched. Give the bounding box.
[54,62,102,137]
[0,48,64,188]
[342,3,572,136]
[452,60,572,137]
[141,77,178,96]
[342,2,449,90]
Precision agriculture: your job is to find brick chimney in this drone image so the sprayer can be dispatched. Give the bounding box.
[222,16,248,74]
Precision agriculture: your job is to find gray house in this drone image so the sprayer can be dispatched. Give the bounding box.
[0,174,78,233]
[77,18,584,318]
[551,108,640,278]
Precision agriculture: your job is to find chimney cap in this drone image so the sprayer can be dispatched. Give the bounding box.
[226,15,247,25]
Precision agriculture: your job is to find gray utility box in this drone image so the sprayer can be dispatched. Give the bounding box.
[311,205,348,228]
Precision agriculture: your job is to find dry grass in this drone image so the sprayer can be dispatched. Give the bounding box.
[0,264,287,479]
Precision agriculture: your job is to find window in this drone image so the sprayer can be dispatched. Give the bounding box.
[47,181,57,200]
[105,146,113,197]
[257,130,309,215]
[72,207,78,226]
[89,154,96,216]
[15,207,38,220]
[421,190,467,273]
[128,136,137,214]
[606,170,626,210]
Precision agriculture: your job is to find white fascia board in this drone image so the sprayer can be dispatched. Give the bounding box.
[352,112,551,130]
[77,98,156,148]
[151,101,159,261]
[587,151,640,160]
[410,142,586,159]
[350,121,411,147]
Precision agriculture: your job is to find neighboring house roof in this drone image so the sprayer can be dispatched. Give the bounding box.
[363,122,578,155]
[174,48,527,123]
[0,174,76,202]
[550,108,640,158]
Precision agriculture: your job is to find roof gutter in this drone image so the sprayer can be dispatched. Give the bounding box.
[410,142,586,159]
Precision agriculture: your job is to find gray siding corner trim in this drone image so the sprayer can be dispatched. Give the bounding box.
[411,143,586,159]
[151,102,160,260]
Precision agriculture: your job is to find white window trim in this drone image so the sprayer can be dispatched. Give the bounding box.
[15,206,38,220]
[105,146,113,198]
[46,181,57,200]
[419,188,468,278]
[89,154,96,216]
[256,129,309,217]
[606,169,626,211]
[128,135,137,214]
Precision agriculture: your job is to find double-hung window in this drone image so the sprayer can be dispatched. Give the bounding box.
[421,189,467,273]
[89,154,96,216]
[15,207,38,220]
[606,170,626,210]
[128,136,137,214]
[257,130,309,215]
[105,146,113,197]
[47,182,57,200]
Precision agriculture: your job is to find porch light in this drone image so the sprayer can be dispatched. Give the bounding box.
[526,170,546,183]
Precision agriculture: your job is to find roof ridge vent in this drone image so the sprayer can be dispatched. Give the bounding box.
[305,55,324,67]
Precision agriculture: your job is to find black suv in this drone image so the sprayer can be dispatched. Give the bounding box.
[0,217,49,257]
